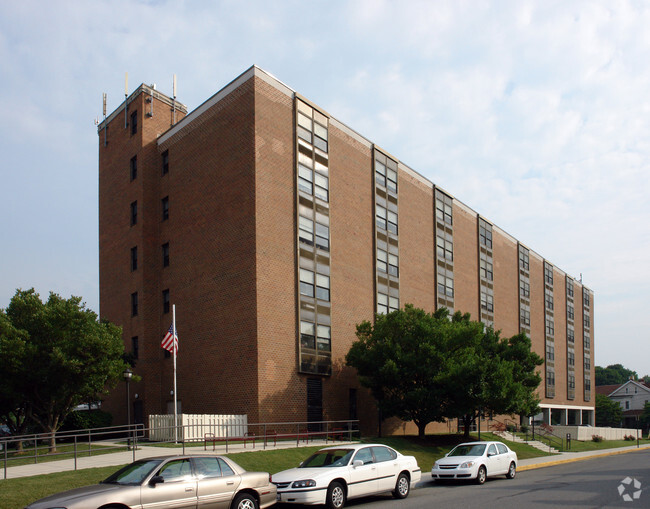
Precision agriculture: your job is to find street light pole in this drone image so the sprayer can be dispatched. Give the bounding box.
[123,368,133,447]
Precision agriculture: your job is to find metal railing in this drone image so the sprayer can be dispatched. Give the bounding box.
[1,419,359,480]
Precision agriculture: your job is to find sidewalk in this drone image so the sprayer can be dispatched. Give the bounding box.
[2,439,334,480]
[517,443,650,471]
[3,440,649,481]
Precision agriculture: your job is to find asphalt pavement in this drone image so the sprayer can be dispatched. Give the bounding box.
[2,439,650,481]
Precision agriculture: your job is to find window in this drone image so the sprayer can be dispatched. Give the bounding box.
[299,216,314,246]
[584,292,590,307]
[567,304,574,321]
[584,334,590,349]
[546,319,554,337]
[520,280,530,298]
[436,197,452,225]
[298,164,313,194]
[130,155,137,181]
[131,292,138,317]
[545,264,554,285]
[315,273,330,301]
[371,446,397,462]
[158,459,191,482]
[625,401,630,410]
[161,150,169,175]
[377,293,399,315]
[130,201,137,226]
[386,167,397,193]
[130,111,138,135]
[162,196,169,221]
[547,369,555,386]
[299,269,314,297]
[315,222,329,251]
[545,289,554,310]
[130,246,137,271]
[520,308,530,326]
[479,222,492,249]
[218,458,235,477]
[377,248,388,273]
[300,321,315,349]
[585,357,591,370]
[438,269,454,298]
[480,256,493,281]
[163,289,170,314]
[568,375,575,389]
[388,253,399,277]
[376,205,387,230]
[585,379,591,391]
[313,122,328,152]
[317,324,331,352]
[584,315,590,328]
[375,160,386,188]
[567,279,574,297]
[437,234,453,261]
[481,292,493,312]
[131,336,139,359]
[387,210,398,234]
[567,326,574,343]
[519,248,530,271]
[546,344,554,361]
[568,351,575,366]
[314,172,328,202]
[162,243,169,267]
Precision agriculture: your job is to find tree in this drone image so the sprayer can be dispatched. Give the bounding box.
[346,305,451,438]
[595,393,623,427]
[346,305,543,439]
[0,312,31,451]
[439,314,543,438]
[2,289,127,451]
[595,364,638,386]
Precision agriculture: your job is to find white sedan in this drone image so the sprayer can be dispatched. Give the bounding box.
[431,441,517,484]
[271,443,421,509]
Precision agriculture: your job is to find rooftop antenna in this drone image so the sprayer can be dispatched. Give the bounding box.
[172,74,177,125]
[580,273,583,284]
[124,72,129,129]
[103,92,107,146]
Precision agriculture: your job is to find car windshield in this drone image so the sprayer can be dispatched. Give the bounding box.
[448,444,486,457]
[300,449,354,468]
[101,459,164,485]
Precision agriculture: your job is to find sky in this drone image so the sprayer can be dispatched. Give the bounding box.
[0,0,648,376]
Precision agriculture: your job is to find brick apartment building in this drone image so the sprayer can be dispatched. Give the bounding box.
[98,66,595,434]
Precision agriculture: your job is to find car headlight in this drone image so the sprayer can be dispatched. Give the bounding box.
[460,461,475,469]
[291,479,316,488]
[433,461,439,469]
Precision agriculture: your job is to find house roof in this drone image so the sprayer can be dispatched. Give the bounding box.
[608,379,650,397]
[595,384,621,396]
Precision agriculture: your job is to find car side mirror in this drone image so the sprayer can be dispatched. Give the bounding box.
[487,452,495,457]
[150,475,165,485]
[299,461,303,467]
[353,460,364,468]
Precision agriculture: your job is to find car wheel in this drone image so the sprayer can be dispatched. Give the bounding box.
[392,472,410,499]
[506,462,516,479]
[326,481,346,509]
[232,492,258,509]
[476,465,487,485]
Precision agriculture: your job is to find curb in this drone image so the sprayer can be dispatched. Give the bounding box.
[518,444,650,471]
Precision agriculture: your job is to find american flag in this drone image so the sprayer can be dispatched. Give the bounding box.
[161,323,178,353]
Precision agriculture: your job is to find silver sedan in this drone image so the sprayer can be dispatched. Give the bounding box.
[26,454,277,509]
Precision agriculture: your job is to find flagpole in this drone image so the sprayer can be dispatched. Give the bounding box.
[172,304,178,444]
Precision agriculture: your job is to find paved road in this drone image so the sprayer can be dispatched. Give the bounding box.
[331,449,650,509]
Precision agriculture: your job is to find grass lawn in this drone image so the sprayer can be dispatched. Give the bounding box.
[1,442,126,468]
[4,433,646,509]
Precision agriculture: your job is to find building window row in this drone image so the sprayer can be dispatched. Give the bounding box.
[376,204,398,235]
[437,233,453,262]
[296,99,331,376]
[480,253,493,281]
[375,159,397,193]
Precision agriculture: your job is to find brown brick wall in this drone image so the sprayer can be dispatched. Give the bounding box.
[453,204,479,317]
[399,173,435,312]
[492,231,519,337]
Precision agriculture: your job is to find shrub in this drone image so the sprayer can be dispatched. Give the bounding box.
[520,424,529,433]
[591,435,604,442]
[506,424,517,433]
[624,434,636,441]
[60,410,112,432]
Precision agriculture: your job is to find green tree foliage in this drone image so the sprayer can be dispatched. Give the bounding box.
[346,304,543,439]
[0,289,126,451]
[595,393,623,427]
[439,313,543,438]
[595,364,638,385]
[346,305,450,438]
